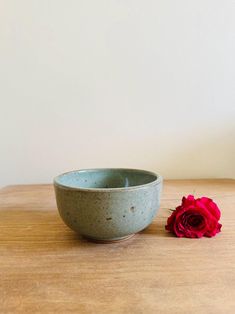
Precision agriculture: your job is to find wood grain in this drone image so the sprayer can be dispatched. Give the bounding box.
[0,180,235,314]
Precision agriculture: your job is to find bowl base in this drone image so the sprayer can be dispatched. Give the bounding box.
[84,233,135,243]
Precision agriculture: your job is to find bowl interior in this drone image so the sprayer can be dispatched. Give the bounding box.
[55,169,158,189]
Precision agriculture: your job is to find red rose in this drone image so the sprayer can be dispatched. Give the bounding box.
[165,195,222,238]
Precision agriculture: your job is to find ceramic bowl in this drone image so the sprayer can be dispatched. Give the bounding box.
[54,168,162,242]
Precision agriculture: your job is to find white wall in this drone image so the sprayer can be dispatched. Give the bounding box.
[1,0,235,187]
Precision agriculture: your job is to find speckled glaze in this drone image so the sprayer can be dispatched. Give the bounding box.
[54,168,162,242]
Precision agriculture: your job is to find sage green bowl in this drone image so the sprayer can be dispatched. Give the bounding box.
[54,168,162,243]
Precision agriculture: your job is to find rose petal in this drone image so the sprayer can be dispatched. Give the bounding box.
[199,197,221,220]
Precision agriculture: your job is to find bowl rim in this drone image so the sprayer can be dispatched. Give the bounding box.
[53,168,163,192]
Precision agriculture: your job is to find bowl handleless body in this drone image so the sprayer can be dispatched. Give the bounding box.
[54,169,162,242]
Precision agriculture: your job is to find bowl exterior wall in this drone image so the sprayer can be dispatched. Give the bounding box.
[54,182,162,240]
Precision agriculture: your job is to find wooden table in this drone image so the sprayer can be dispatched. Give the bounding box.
[1,180,235,313]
